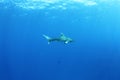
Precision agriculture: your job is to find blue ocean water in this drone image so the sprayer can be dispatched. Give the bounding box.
[0,0,120,80]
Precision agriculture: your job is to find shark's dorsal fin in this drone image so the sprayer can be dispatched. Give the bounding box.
[60,33,65,37]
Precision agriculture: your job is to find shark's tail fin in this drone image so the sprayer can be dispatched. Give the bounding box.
[43,34,51,44]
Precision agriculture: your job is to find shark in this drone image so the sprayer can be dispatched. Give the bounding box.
[43,33,73,44]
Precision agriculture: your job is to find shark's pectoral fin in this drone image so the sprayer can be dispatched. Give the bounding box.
[65,41,69,44]
[43,35,51,40]
[43,34,52,44]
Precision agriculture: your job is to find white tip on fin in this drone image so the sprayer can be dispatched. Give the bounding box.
[43,34,51,44]
[65,41,69,44]
[43,34,51,40]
